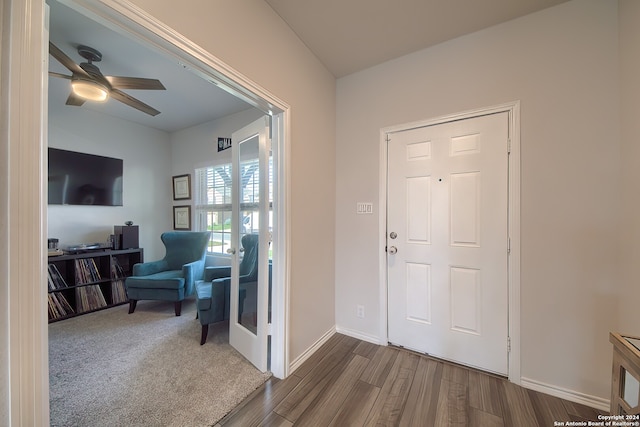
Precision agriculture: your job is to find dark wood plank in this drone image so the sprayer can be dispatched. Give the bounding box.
[500,380,540,427]
[434,373,452,426]
[434,376,469,426]
[353,340,379,359]
[432,360,470,426]
[528,388,571,426]
[218,377,301,427]
[360,345,399,387]
[364,350,419,426]
[260,412,293,427]
[448,381,469,426]
[290,333,348,378]
[398,357,442,427]
[274,354,353,422]
[294,354,370,425]
[469,407,504,427]
[442,360,469,385]
[562,398,606,421]
[328,380,380,427]
[274,337,359,422]
[469,369,504,417]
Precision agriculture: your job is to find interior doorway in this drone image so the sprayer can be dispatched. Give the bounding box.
[44,0,288,375]
[1,0,291,422]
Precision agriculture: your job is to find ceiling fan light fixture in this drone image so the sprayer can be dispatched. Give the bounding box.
[71,79,109,102]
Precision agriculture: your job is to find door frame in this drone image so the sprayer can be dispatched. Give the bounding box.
[378,102,521,383]
[2,0,291,423]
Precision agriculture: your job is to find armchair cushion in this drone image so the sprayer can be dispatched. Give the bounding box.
[126,271,184,290]
[132,259,169,277]
[204,266,232,281]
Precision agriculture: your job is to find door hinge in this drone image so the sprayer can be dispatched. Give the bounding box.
[507,138,511,154]
[507,237,511,254]
[507,336,511,353]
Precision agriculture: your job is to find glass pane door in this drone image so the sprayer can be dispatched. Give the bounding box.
[230,117,270,371]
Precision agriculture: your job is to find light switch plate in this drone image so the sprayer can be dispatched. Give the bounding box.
[356,202,373,214]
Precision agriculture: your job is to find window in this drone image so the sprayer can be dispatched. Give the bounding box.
[195,158,272,255]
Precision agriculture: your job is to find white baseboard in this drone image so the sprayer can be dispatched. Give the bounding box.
[521,377,610,412]
[335,325,384,346]
[288,326,336,374]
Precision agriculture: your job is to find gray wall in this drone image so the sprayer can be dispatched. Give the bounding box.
[128,0,338,363]
[48,107,172,261]
[336,0,622,403]
[619,1,640,335]
[48,103,265,262]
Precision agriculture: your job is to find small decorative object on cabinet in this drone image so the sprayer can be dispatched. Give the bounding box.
[610,332,640,415]
[114,224,139,249]
[47,248,143,322]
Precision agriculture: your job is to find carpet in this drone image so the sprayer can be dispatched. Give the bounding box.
[48,299,271,427]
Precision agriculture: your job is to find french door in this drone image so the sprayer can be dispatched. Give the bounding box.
[229,116,271,372]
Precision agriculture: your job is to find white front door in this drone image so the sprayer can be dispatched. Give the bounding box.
[387,112,509,375]
[229,116,271,372]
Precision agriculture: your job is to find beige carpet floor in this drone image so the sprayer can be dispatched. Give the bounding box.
[48,299,271,427]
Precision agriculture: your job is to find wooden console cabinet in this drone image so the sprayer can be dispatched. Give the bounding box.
[47,248,143,322]
[610,332,640,415]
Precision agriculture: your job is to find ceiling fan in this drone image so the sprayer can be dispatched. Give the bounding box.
[48,42,166,116]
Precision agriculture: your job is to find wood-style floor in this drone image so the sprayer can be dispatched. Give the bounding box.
[218,333,605,426]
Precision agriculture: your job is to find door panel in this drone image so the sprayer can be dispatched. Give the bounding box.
[387,112,509,375]
[450,172,480,246]
[230,116,270,372]
[450,266,480,334]
[406,262,431,323]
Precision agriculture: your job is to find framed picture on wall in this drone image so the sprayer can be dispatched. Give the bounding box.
[172,174,191,200]
[218,137,232,152]
[173,205,191,230]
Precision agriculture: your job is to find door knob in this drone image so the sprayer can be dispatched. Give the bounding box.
[226,248,236,255]
[388,246,397,254]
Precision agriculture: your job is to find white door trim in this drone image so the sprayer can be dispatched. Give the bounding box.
[2,1,50,425]
[379,102,521,383]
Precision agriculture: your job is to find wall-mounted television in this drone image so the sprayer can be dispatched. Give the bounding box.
[48,148,123,206]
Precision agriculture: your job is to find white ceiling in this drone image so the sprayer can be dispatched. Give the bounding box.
[47,0,253,133]
[265,0,571,78]
[48,0,570,132]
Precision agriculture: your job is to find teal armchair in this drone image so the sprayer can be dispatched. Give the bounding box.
[125,231,210,316]
[195,233,259,344]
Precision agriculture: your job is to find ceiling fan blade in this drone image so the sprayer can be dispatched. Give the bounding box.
[65,91,86,107]
[110,88,161,116]
[49,42,91,79]
[48,71,72,80]
[106,76,166,90]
